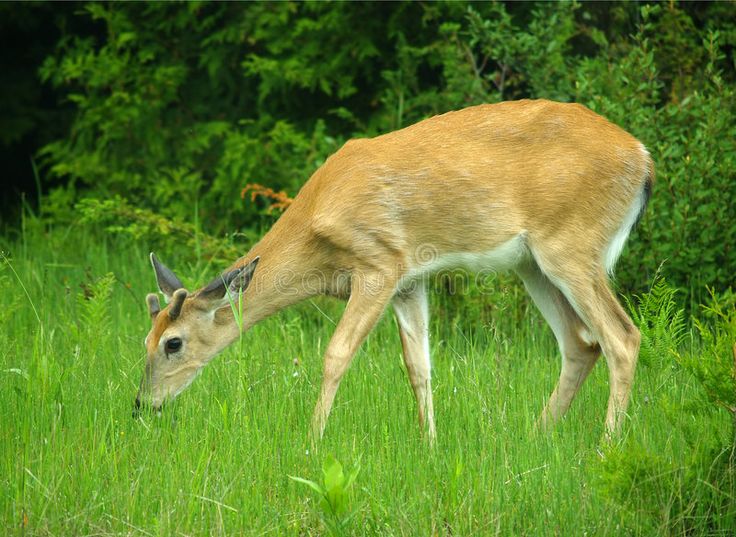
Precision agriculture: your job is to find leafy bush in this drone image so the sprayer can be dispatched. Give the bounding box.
[76,196,241,264]
[678,288,736,441]
[596,280,736,534]
[28,1,736,296]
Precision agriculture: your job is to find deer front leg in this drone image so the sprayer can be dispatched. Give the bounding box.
[311,272,397,441]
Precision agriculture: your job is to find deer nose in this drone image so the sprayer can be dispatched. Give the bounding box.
[132,397,141,418]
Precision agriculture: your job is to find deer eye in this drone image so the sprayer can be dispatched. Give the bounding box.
[165,337,183,354]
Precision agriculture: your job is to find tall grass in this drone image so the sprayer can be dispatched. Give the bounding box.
[0,222,731,535]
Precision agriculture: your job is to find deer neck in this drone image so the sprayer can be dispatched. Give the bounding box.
[218,215,326,339]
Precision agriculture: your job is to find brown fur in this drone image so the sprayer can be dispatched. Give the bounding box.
[146,309,173,355]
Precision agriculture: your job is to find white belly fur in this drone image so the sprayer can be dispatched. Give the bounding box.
[402,234,529,284]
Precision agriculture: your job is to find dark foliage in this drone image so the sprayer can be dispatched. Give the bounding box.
[2,1,735,295]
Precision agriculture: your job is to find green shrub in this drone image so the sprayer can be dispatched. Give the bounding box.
[596,280,736,534]
[30,1,736,298]
[678,288,736,444]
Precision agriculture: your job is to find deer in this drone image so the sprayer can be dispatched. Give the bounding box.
[134,99,654,443]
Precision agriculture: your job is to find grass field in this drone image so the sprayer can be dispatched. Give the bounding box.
[1,222,733,536]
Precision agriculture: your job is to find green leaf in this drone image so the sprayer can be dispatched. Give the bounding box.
[322,455,344,493]
[287,475,325,497]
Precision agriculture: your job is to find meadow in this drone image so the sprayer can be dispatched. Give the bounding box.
[2,219,733,536]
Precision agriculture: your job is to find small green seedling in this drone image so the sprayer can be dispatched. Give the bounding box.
[289,455,362,535]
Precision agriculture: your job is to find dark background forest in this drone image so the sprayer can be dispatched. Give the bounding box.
[1,1,735,296]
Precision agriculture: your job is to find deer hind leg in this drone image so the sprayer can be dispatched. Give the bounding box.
[581,277,640,434]
[311,271,398,441]
[532,253,641,434]
[393,280,436,442]
[516,260,601,429]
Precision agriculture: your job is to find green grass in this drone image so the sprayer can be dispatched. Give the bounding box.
[1,222,732,536]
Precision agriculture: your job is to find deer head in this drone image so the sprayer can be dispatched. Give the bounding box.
[133,253,259,414]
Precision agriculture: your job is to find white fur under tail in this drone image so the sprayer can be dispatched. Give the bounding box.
[604,183,649,275]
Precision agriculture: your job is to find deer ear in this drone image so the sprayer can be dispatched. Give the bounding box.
[198,257,260,309]
[150,253,184,301]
